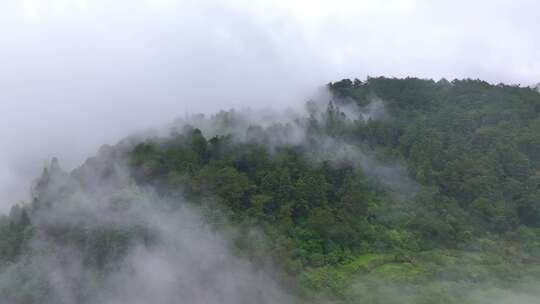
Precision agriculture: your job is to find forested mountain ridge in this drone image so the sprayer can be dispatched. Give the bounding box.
[1,77,540,303]
[331,77,540,232]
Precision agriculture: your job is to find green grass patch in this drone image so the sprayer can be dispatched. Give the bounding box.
[342,253,392,273]
[372,262,421,274]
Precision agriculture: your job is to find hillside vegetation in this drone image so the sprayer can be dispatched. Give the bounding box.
[2,77,540,303]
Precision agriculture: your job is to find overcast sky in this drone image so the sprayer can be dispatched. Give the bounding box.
[1,0,539,212]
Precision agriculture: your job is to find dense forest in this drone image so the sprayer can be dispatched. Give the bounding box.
[1,77,540,303]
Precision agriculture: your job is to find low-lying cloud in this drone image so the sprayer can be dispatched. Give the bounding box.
[0,151,296,304]
[1,0,539,211]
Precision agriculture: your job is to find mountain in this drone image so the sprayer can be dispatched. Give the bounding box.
[1,77,540,304]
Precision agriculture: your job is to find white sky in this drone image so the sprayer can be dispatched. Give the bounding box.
[1,0,539,211]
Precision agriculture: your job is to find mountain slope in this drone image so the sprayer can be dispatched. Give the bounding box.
[1,77,540,303]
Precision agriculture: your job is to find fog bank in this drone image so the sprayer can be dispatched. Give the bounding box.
[1,0,539,211]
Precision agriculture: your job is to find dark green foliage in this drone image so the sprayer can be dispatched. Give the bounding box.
[330,77,540,232]
[3,77,540,303]
[125,78,540,300]
[130,128,393,269]
[0,207,34,265]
